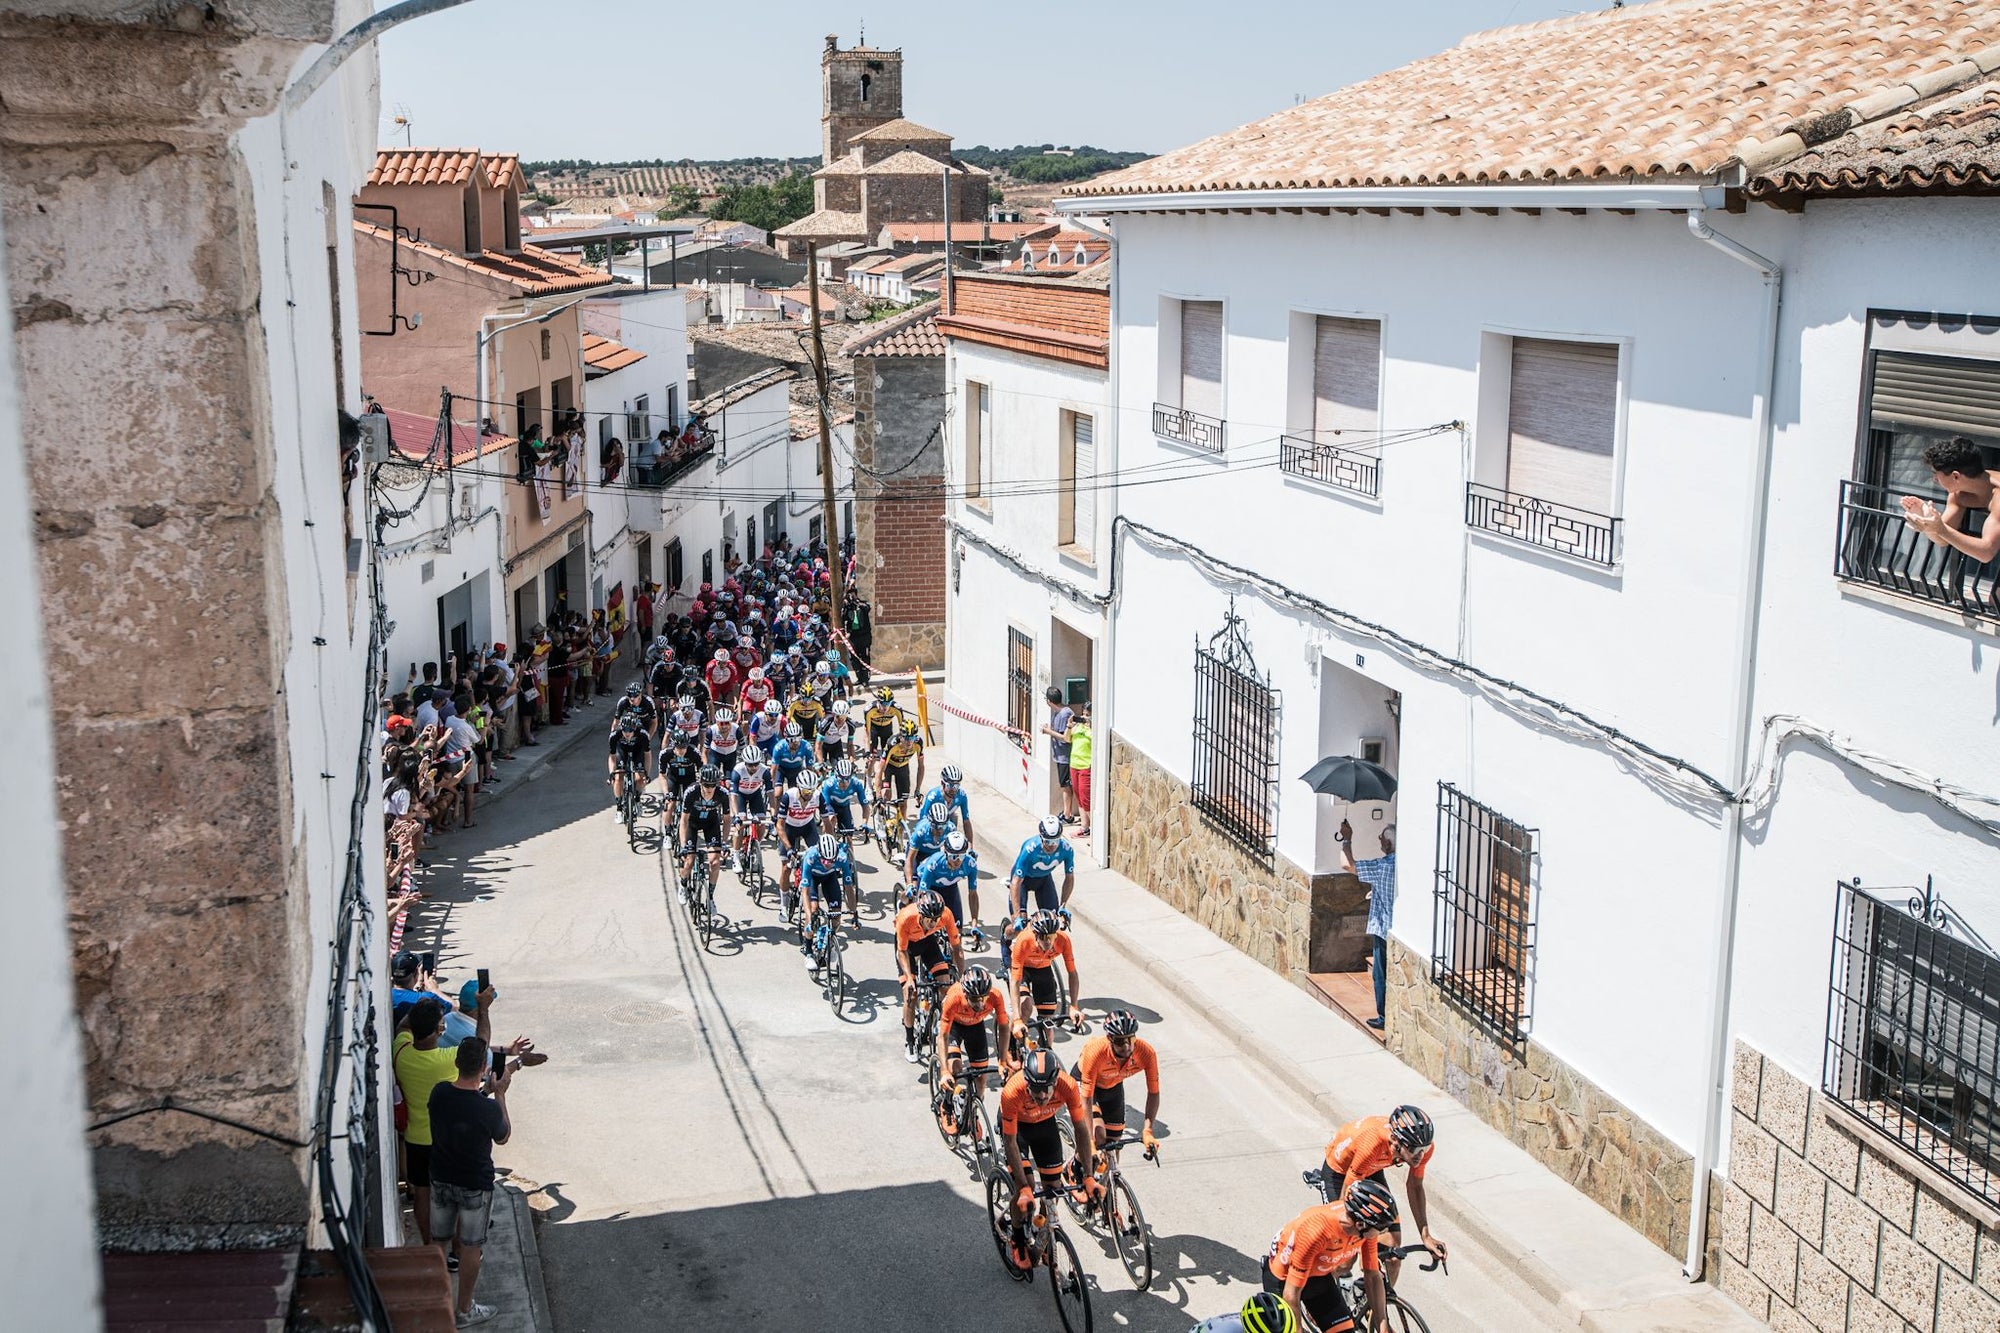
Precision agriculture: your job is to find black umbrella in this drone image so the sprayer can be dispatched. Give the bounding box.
[1298,755,1398,801]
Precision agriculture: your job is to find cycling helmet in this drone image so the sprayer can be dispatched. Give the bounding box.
[940,764,963,784]
[741,745,764,764]
[798,681,816,697]
[798,768,821,789]
[876,686,895,704]
[1102,1009,1139,1040]
[713,648,729,662]
[960,966,993,1003]
[1240,1292,1297,1333]
[1387,1104,1435,1155]
[1343,1178,1401,1233]
[714,706,734,724]
[669,732,693,749]
[624,681,642,698]
[748,666,764,681]
[785,722,803,739]
[816,834,840,859]
[763,699,782,716]
[697,765,722,786]
[1029,909,1061,939]
[900,718,919,737]
[677,694,695,709]
[942,830,970,857]
[834,758,856,779]
[915,890,945,922]
[925,801,949,824]
[815,661,832,677]
[832,699,851,717]
[787,644,804,658]
[1037,814,1064,841]
[1021,1048,1061,1094]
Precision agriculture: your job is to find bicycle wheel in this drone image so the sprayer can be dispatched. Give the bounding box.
[1384,1292,1433,1333]
[1108,1175,1153,1291]
[932,1070,963,1151]
[744,842,765,902]
[625,788,642,849]
[699,874,718,948]
[985,1171,1032,1282]
[972,1088,1002,1169]
[1054,1118,1089,1221]
[825,931,846,1013]
[1046,1226,1093,1333]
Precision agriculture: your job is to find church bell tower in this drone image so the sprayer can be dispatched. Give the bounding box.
[821,34,903,165]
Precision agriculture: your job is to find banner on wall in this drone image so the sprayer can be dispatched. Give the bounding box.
[606,583,626,636]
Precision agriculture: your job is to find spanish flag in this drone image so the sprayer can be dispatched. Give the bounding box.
[913,670,933,744]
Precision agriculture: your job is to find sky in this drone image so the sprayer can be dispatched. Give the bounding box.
[376,0,1602,163]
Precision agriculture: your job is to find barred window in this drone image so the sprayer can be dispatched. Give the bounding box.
[1432,784,1536,1046]
[1825,879,2000,1207]
[1189,605,1279,857]
[1007,627,1035,745]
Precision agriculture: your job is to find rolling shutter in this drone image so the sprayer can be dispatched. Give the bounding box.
[1072,414,1096,552]
[1312,316,1381,442]
[1181,301,1224,418]
[1870,351,2000,440]
[1506,338,1618,513]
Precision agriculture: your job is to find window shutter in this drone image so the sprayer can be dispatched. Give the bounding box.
[1506,338,1618,513]
[1870,351,2000,441]
[1312,316,1381,442]
[1181,301,1224,418]
[965,382,984,498]
[1073,414,1095,551]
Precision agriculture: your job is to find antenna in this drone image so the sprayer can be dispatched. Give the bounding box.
[390,104,414,146]
[858,17,865,45]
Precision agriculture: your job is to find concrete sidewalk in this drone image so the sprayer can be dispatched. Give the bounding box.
[961,772,1760,1333]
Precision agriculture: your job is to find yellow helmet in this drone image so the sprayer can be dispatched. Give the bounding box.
[1240,1292,1297,1333]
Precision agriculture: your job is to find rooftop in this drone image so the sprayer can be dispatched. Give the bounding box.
[1072,0,2000,197]
[773,209,871,239]
[581,333,646,374]
[843,302,945,359]
[878,221,1055,246]
[866,149,987,177]
[937,270,1111,370]
[353,220,617,297]
[374,405,514,465]
[483,153,523,191]
[367,147,483,188]
[851,118,953,143]
[692,366,797,417]
[1750,78,2000,201]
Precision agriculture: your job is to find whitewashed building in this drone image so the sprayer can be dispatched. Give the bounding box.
[1058,1,2000,1320]
[937,269,1112,814]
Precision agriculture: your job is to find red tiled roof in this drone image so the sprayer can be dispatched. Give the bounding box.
[1075,0,2000,197]
[938,272,1111,369]
[368,148,482,188]
[483,153,523,191]
[852,118,953,143]
[582,333,647,373]
[374,406,515,465]
[1750,79,2000,199]
[844,303,945,359]
[354,220,616,297]
[773,209,871,239]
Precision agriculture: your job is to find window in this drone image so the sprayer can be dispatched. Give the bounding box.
[1007,628,1035,751]
[666,384,681,431]
[965,381,989,504]
[1180,300,1223,418]
[1190,610,1279,857]
[629,394,649,442]
[1282,315,1382,497]
[1825,879,2000,1207]
[1504,338,1617,512]
[700,548,713,585]
[541,328,552,361]
[1156,299,1225,452]
[664,538,683,592]
[1059,411,1095,555]
[1432,784,1536,1046]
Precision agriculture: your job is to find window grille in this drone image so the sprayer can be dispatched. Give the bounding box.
[1007,627,1035,752]
[1432,784,1536,1046]
[1190,602,1279,857]
[1825,878,2000,1207]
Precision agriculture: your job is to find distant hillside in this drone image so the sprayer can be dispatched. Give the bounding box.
[524,157,821,203]
[957,144,1153,184]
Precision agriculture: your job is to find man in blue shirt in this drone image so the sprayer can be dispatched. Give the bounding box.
[799,834,856,959]
[902,799,954,886]
[818,758,872,835]
[1003,815,1075,970]
[920,765,973,842]
[914,830,981,931]
[770,725,814,786]
[1339,818,1397,1031]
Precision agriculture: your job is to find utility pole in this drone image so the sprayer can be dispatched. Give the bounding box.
[806,240,846,619]
[942,165,954,315]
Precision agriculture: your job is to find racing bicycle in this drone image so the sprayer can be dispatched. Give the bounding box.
[1057,1124,1158,1290]
[986,1169,1092,1332]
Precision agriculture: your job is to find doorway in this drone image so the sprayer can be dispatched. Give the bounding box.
[1048,618,1094,813]
[514,580,538,644]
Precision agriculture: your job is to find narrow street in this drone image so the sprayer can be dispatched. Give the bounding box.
[411,726,1559,1332]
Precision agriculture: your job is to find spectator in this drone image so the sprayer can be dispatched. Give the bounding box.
[1042,686,1076,825]
[1902,436,2000,563]
[599,435,624,486]
[439,698,480,829]
[546,630,571,726]
[392,995,478,1248]
[634,430,663,485]
[590,612,614,695]
[1338,819,1397,1031]
[1067,702,1094,838]
[429,1036,517,1328]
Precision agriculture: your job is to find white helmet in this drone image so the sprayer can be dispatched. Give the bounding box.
[815,661,832,677]
[832,699,851,717]
[817,834,840,859]
[943,831,970,857]
[713,648,729,662]
[741,745,764,764]
[714,706,734,724]
[762,699,782,716]
[748,666,764,681]
[1038,815,1064,840]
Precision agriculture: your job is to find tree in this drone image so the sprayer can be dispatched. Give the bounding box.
[708,171,816,234]
[662,183,702,218]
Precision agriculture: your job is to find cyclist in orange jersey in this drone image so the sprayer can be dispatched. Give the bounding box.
[1319,1105,1447,1282]
[1264,1178,1399,1332]
[997,1050,1099,1253]
[1010,908,1083,1035]
[895,889,960,1063]
[1072,1009,1160,1152]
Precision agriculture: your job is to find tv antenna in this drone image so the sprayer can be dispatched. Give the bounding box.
[389,105,415,146]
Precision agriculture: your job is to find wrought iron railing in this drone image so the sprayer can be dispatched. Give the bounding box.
[1465,483,1621,566]
[1835,480,2000,617]
[616,429,718,491]
[1825,878,2000,1208]
[1154,402,1225,455]
[1190,603,1279,857]
[1432,784,1537,1048]
[1279,435,1380,498]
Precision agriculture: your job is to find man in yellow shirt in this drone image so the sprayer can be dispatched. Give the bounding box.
[394,995,478,1246]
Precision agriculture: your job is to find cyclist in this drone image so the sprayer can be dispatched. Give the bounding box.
[934,964,1013,1129]
[873,717,926,820]
[1009,908,1083,1040]
[824,646,855,699]
[920,765,973,843]
[786,679,826,741]
[775,767,823,865]
[1002,815,1074,970]
[645,644,680,704]
[659,731,702,824]
[997,1049,1099,1264]
[676,765,728,894]
[738,664,777,716]
[798,832,856,959]
[896,889,962,1062]
[667,692,705,740]
[817,758,871,838]
[606,713,651,821]
[1318,1106,1447,1283]
[914,830,981,933]
[818,697,855,766]
[903,798,954,887]
[612,681,660,759]
[770,722,814,787]
[1073,1010,1160,1155]
[727,744,773,870]
[702,646,741,710]
[705,705,743,772]
[1191,1293,1297,1333]
[746,697,784,751]
[863,686,901,754]
[1263,1179,1400,1333]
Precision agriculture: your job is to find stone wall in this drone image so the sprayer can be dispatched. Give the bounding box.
[1106,733,1310,982]
[1382,936,1695,1257]
[1714,1039,2000,1332]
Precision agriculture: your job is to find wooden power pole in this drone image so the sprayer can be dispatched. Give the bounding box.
[806,241,846,621]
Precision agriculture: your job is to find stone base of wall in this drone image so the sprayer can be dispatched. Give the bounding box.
[869,620,944,674]
[1714,1039,2000,1330]
[1107,732,1310,983]
[1382,934,1695,1257]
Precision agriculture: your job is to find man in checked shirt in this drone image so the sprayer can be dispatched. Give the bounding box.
[1338,819,1396,1031]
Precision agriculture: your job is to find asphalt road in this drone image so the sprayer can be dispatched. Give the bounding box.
[415,728,1558,1332]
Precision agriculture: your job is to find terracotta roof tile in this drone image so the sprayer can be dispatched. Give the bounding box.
[1750,79,2000,199]
[773,209,871,238]
[863,149,987,177]
[353,220,616,297]
[375,406,513,465]
[938,273,1110,369]
[483,153,523,191]
[368,148,483,188]
[843,303,945,359]
[879,221,1056,245]
[851,118,953,143]
[1073,0,2000,197]
[581,333,647,373]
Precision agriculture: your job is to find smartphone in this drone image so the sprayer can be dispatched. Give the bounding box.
[491,1048,507,1078]
[418,950,437,975]
[477,967,490,990]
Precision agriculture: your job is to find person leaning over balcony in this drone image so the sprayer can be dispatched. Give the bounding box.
[600,435,624,486]
[1338,819,1396,1031]
[1901,436,2000,564]
[636,429,664,484]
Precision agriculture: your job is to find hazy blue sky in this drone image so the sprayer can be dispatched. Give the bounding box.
[376,0,1599,162]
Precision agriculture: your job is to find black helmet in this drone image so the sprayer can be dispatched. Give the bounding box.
[1029,909,1061,939]
[1021,1048,1060,1093]
[915,890,945,922]
[625,681,642,698]
[960,966,993,1003]
[1387,1104,1435,1154]
[698,764,721,785]
[1343,1178,1400,1232]
[1102,1009,1139,1040]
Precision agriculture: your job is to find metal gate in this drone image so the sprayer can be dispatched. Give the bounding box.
[1190,602,1279,856]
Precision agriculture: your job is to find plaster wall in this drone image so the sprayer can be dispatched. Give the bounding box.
[853,351,947,663]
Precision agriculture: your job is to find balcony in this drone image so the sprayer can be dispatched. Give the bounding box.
[1466,482,1621,567]
[1279,435,1380,499]
[1154,402,1225,454]
[1836,480,2000,618]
